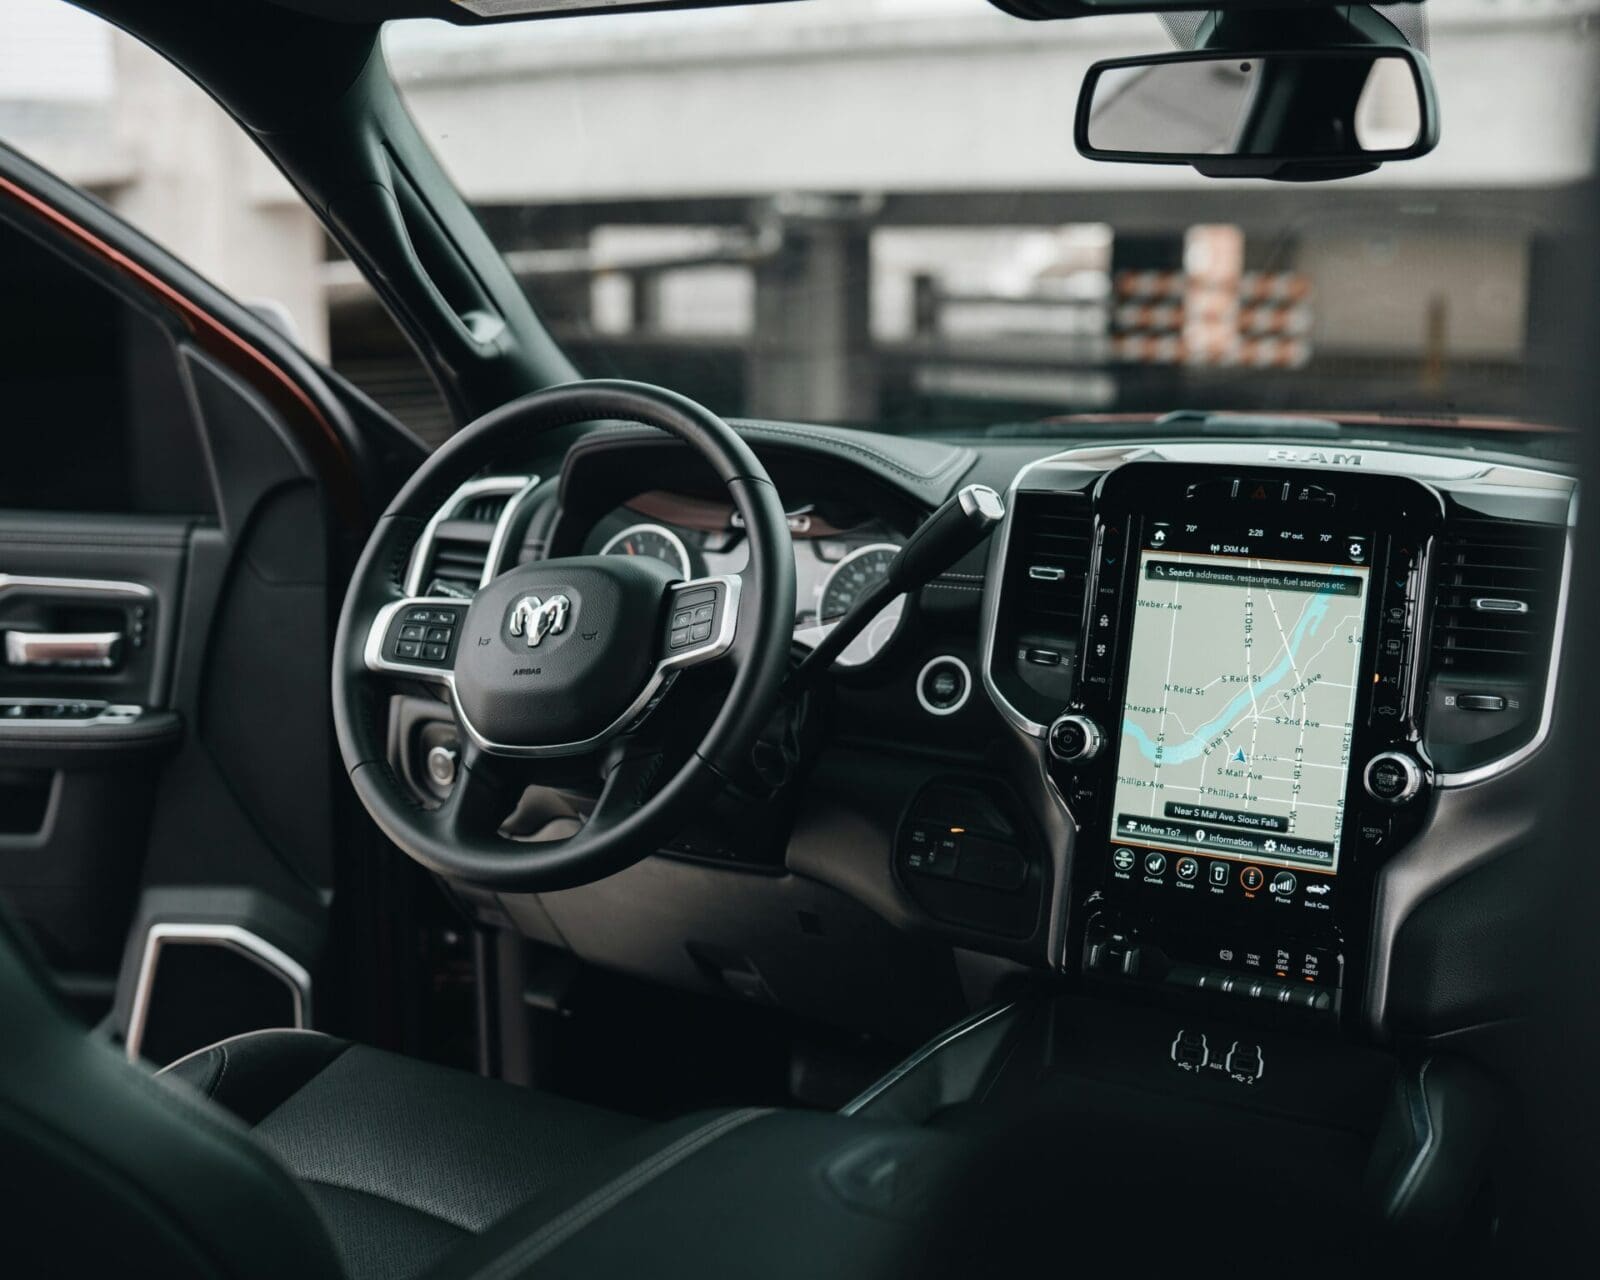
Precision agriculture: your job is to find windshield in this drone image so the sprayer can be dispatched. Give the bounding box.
[382,1,1597,438]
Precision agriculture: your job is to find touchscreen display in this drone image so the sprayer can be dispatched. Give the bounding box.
[1111,546,1370,880]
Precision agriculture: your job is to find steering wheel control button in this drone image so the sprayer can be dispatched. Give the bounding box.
[1047,713,1104,763]
[916,656,972,717]
[665,582,726,654]
[1239,865,1266,892]
[387,605,463,666]
[1364,751,1423,805]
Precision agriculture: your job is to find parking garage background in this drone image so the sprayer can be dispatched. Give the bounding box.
[3,0,1596,443]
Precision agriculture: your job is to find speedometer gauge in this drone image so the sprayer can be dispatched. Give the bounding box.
[600,523,692,579]
[810,542,905,668]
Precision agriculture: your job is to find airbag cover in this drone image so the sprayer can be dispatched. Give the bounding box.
[454,556,677,748]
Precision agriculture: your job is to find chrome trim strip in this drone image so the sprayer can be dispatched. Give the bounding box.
[364,575,742,759]
[125,923,311,1063]
[839,1002,1017,1117]
[0,698,142,725]
[480,474,545,588]
[0,573,152,600]
[403,475,534,597]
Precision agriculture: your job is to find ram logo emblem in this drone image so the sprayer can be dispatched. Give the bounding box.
[508,594,571,648]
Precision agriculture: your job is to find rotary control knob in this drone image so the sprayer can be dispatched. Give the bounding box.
[1363,751,1423,805]
[1048,714,1104,764]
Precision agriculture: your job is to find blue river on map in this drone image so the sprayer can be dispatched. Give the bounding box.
[1121,580,1349,767]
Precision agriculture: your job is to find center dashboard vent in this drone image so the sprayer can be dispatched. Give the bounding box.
[1010,491,1094,640]
[993,490,1094,718]
[1429,516,1565,679]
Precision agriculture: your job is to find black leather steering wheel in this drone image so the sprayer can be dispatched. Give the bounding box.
[332,380,796,891]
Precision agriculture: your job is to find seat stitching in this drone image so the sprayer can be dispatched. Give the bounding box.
[467,1107,770,1280]
[297,1176,471,1236]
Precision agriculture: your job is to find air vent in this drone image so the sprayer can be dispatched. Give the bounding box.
[458,493,512,524]
[424,521,499,597]
[1429,516,1564,678]
[407,477,535,598]
[1011,491,1093,639]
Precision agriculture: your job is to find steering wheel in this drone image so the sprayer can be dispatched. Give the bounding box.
[332,381,796,892]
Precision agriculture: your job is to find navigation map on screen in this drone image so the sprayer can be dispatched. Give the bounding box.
[1111,549,1370,875]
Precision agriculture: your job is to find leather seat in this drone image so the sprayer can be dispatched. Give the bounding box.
[160,1030,651,1280]
[0,909,666,1280]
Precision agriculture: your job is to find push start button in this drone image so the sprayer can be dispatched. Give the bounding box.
[917,655,972,716]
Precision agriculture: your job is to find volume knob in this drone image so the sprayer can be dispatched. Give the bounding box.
[1048,714,1104,764]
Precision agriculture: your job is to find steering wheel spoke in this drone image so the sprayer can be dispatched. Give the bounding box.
[434,739,520,844]
[364,596,469,690]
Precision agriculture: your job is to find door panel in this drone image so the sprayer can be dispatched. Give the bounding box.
[0,142,417,1056]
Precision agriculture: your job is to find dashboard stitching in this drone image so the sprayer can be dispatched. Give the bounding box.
[578,421,972,486]
[730,420,971,483]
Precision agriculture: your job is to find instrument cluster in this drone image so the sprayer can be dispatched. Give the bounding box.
[584,495,907,669]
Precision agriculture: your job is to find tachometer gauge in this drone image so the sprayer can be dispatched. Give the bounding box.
[804,542,905,668]
[600,523,692,579]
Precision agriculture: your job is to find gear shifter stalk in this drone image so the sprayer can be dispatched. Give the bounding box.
[785,484,1005,696]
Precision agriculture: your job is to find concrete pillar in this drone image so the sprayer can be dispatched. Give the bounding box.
[746,201,878,423]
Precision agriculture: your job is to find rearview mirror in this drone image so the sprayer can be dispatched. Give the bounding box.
[1075,47,1440,180]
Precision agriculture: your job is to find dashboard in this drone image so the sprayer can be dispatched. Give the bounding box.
[399,421,1574,1052]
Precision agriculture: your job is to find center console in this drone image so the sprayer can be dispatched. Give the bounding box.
[986,454,1457,1034]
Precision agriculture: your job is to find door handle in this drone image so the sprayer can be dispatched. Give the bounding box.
[4,630,122,669]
